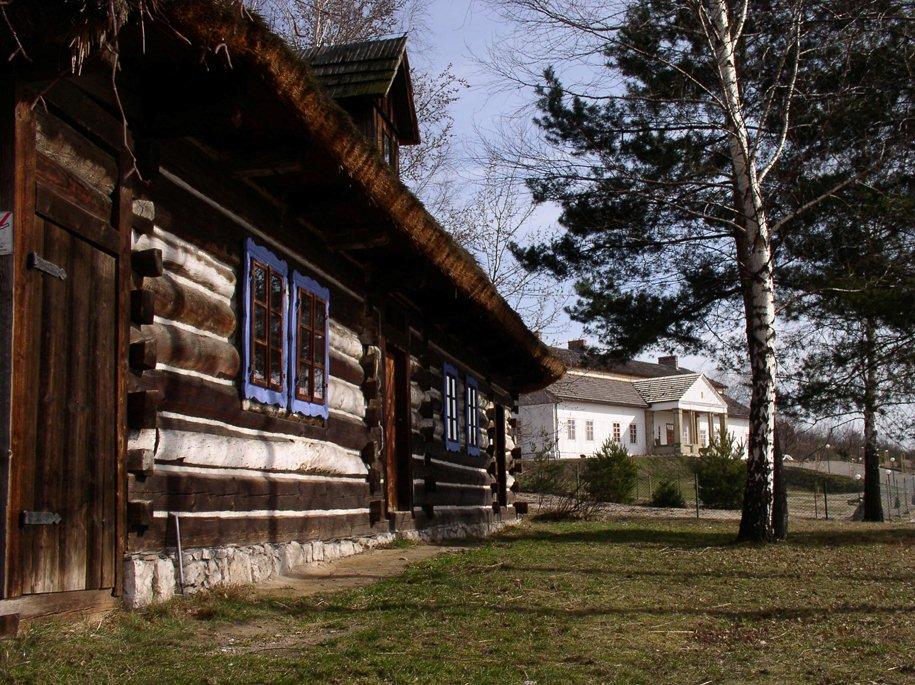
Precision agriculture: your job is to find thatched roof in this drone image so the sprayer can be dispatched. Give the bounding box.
[2,0,564,392]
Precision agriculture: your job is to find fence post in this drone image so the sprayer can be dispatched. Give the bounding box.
[647,474,652,501]
[885,472,892,519]
[694,472,700,519]
[823,480,829,520]
[814,483,818,519]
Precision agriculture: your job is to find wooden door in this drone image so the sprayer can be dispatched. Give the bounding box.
[665,424,675,445]
[494,405,508,507]
[8,212,119,596]
[383,346,411,513]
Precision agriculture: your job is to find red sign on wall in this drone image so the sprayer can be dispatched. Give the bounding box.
[0,211,12,255]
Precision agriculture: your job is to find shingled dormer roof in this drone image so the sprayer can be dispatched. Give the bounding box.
[632,374,703,404]
[305,36,420,144]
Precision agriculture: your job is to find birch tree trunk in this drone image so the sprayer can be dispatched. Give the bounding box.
[709,0,777,541]
[862,317,884,521]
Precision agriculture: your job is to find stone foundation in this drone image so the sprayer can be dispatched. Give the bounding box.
[123,517,517,608]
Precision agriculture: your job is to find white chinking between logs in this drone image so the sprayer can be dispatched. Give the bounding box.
[129,221,368,476]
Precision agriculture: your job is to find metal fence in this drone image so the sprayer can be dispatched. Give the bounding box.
[634,460,913,521]
[519,456,914,522]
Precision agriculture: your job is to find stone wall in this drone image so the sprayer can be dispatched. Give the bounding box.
[123,516,518,608]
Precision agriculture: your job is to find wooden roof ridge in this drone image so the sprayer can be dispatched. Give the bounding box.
[304,35,409,69]
[10,1,562,390]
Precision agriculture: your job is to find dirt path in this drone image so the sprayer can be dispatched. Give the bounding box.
[204,542,470,656]
[255,542,469,599]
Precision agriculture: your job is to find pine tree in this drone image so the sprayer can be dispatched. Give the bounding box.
[781,185,915,522]
[501,0,912,540]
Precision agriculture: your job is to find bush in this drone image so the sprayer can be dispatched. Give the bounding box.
[651,479,686,508]
[693,432,746,509]
[518,433,600,520]
[523,453,568,496]
[582,439,638,504]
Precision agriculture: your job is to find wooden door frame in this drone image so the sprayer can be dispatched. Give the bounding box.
[494,404,508,507]
[0,80,129,601]
[382,342,413,514]
[0,79,27,599]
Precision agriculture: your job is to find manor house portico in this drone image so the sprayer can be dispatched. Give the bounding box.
[519,342,751,459]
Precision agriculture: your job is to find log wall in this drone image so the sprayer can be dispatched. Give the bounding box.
[125,171,383,552]
[28,77,522,562]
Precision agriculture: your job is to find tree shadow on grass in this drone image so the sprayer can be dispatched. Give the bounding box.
[786,526,914,547]
[501,521,914,550]
[502,525,732,549]
[310,596,915,624]
[490,563,914,584]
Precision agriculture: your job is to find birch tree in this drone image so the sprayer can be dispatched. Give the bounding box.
[487,0,913,540]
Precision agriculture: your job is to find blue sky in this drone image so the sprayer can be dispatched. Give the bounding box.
[408,0,719,375]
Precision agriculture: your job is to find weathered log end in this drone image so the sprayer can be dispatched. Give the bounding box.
[130,289,155,325]
[127,500,154,529]
[369,499,384,525]
[128,390,162,429]
[127,449,155,477]
[131,248,164,278]
[129,335,157,371]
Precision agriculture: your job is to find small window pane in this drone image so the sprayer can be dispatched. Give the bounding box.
[270,274,283,309]
[252,346,266,383]
[314,371,325,401]
[270,316,283,350]
[297,364,311,396]
[313,335,324,365]
[254,306,266,340]
[315,299,326,331]
[301,293,313,328]
[270,364,282,388]
[254,266,266,301]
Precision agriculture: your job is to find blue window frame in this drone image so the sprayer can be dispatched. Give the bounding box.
[443,362,460,452]
[289,271,330,419]
[243,238,288,406]
[465,376,480,456]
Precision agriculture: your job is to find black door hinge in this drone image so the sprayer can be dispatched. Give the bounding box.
[21,511,62,526]
[27,252,67,280]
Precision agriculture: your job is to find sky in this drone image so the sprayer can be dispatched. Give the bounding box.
[408,0,720,377]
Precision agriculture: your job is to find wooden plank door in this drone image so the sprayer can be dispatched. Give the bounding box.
[383,346,412,513]
[8,211,118,596]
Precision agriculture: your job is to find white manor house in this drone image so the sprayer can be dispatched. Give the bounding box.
[519,341,751,459]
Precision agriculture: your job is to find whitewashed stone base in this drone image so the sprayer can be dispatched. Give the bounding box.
[123,517,517,608]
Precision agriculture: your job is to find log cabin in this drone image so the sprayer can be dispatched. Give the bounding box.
[0,2,564,620]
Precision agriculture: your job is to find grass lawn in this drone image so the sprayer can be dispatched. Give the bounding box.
[1,517,912,684]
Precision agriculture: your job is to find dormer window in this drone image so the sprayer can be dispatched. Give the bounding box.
[382,131,396,171]
[306,36,420,177]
